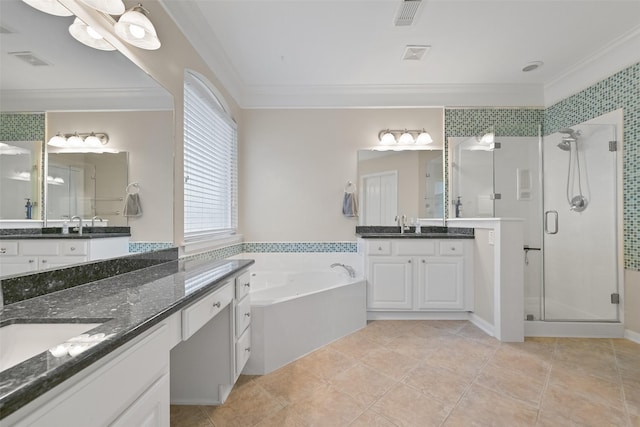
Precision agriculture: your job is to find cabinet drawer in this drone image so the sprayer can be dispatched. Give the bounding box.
[367,240,391,255]
[439,241,464,256]
[21,240,60,256]
[61,241,88,256]
[235,271,251,300]
[0,241,19,256]
[235,296,251,337]
[235,327,251,375]
[395,240,436,256]
[182,283,234,340]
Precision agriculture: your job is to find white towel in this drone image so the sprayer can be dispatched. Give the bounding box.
[342,192,358,217]
[123,193,142,217]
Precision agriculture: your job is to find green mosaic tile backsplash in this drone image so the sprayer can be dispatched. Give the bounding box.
[0,113,45,141]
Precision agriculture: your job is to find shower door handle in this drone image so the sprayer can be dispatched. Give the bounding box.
[545,210,558,234]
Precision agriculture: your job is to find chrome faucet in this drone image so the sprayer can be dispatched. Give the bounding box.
[71,216,83,235]
[91,216,103,227]
[395,214,410,234]
[330,263,356,278]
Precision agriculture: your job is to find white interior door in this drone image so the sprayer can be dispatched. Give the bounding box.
[361,171,398,225]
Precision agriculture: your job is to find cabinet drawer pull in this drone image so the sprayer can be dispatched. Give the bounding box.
[41,259,47,264]
[213,301,221,308]
[70,246,76,251]
[450,246,456,251]
[408,259,412,263]
[422,259,426,263]
[0,248,6,254]
[244,283,251,288]
[29,259,35,263]
[245,347,251,352]
[244,312,251,317]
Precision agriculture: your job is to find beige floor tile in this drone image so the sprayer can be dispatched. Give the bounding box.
[403,360,473,405]
[425,339,495,378]
[371,383,452,427]
[490,344,552,379]
[502,337,556,361]
[201,380,283,427]
[295,347,358,381]
[386,333,435,360]
[361,347,420,380]
[170,405,213,427]
[287,383,366,427]
[552,356,621,384]
[330,363,396,406]
[406,323,452,339]
[547,363,625,410]
[541,384,628,426]
[255,362,327,405]
[443,384,538,427]
[255,406,310,427]
[618,352,640,372]
[475,361,546,407]
[327,331,382,359]
[425,320,468,334]
[630,413,640,427]
[624,378,640,416]
[349,409,398,427]
[456,323,500,347]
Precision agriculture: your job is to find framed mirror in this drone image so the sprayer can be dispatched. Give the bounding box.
[357,149,445,226]
[0,140,43,220]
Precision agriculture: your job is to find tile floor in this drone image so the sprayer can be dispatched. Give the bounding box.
[170,320,640,427]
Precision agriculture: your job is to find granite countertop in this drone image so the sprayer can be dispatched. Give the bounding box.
[0,257,254,419]
[0,227,131,240]
[355,226,475,239]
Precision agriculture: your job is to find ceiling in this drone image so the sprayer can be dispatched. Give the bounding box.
[161,0,640,108]
[1,0,639,111]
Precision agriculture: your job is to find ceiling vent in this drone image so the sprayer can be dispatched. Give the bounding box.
[402,45,430,61]
[394,0,422,26]
[8,51,51,66]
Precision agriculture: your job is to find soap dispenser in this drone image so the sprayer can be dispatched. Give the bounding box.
[62,220,69,235]
[24,198,32,219]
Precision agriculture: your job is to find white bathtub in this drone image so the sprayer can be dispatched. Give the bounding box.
[243,269,366,375]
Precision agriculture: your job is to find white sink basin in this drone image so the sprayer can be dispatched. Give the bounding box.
[0,322,102,372]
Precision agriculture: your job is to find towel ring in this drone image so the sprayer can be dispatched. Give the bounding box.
[126,182,140,194]
[344,181,356,194]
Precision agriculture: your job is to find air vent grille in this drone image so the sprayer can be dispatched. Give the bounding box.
[394,0,422,26]
[402,45,430,61]
[8,51,51,66]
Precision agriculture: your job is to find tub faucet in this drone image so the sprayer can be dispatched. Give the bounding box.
[91,216,103,227]
[71,216,83,235]
[330,263,356,278]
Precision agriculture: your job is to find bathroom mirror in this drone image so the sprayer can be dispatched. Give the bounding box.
[1,0,173,232]
[0,140,43,220]
[47,152,128,225]
[357,149,445,226]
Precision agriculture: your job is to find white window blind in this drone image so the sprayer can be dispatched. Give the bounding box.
[184,72,238,241]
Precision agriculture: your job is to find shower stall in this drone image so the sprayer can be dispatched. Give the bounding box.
[450,111,623,335]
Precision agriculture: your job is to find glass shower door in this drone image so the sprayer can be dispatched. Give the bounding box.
[542,123,618,321]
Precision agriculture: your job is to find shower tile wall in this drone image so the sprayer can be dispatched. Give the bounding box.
[544,62,640,270]
[0,113,45,141]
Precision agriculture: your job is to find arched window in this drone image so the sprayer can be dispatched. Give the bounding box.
[183,71,237,240]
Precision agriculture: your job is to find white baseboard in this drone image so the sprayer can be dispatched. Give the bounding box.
[524,321,624,338]
[625,329,640,344]
[367,311,470,321]
[469,313,495,337]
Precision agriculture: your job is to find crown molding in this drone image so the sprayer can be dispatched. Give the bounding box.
[544,25,640,108]
[0,88,173,112]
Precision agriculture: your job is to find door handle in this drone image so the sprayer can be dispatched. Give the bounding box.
[545,210,558,234]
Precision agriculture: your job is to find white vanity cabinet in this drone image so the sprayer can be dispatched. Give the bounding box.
[0,237,129,277]
[7,324,171,427]
[364,238,473,314]
[234,271,251,378]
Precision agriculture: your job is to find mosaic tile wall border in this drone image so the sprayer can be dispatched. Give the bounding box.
[129,242,174,253]
[544,63,639,270]
[243,242,358,253]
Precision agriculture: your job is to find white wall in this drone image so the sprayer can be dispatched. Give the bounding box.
[239,108,444,242]
[47,111,174,242]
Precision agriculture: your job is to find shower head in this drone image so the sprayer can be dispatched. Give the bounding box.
[557,127,580,151]
[557,139,572,151]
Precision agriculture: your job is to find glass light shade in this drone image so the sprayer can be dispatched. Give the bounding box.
[84,133,104,147]
[115,8,161,50]
[416,131,433,145]
[48,132,67,147]
[67,133,84,147]
[398,131,415,145]
[21,0,72,16]
[480,132,495,144]
[69,18,116,51]
[77,0,125,15]
[379,131,396,145]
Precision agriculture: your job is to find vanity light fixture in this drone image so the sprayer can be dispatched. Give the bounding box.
[77,0,125,15]
[377,129,434,147]
[69,17,116,51]
[47,131,116,152]
[114,4,161,50]
[21,0,73,16]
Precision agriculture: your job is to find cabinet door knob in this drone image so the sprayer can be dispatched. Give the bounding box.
[41,260,47,263]
[213,301,221,308]
[245,312,251,317]
[422,259,426,263]
[70,246,76,251]
[245,347,251,352]
[408,259,412,263]
[29,259,35,263]
[378,246,383,251]
[244,283,251,288]
[450,247,456,251]
[0,248,6,254]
